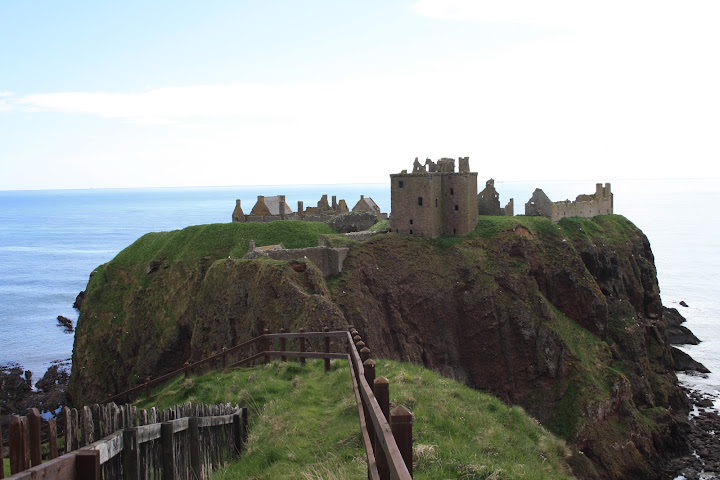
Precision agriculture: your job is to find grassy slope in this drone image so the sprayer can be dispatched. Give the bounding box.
[137,359,574,480]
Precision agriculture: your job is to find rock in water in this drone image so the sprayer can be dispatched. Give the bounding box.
[664,307,701,345]
[680,300,689,307]
[672,347,710,373]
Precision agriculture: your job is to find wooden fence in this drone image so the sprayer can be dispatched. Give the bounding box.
[3,327,412,479]
[2,402,246,480]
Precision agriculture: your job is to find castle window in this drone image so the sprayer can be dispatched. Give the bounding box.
[410,219,413,225]
[435,199,438,207]
[453,228,456,234]
[418,197,423,206]
[399,181,404,188]
[451,188,454,195]
[409,229,413,235]
[455,205,459,211]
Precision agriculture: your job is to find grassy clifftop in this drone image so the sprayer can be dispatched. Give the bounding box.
[137,359,574,480]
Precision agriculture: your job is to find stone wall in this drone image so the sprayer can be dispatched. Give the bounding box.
[551,183,613,222]
[525,189,552,217]
[261,246,349,277]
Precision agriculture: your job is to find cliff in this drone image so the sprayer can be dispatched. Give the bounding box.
[68,215,690,479]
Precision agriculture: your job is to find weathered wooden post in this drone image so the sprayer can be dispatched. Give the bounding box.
[360,347,371,363]
[189,417,201,480]
[374,377,390,480]
[27,408,42,467]
[356,340,366,350]
[145,378,151,399]
[162,421,177,480]
[222,346,228,369]
[299,328,306,366]
[71,408,80,450]
[280,328,287,362]
[323,327,331,372]
[391,405,414,478]
[48,417,59,459]
[263,328,270,364]
[184,362,191,379]
[123,427,140,480]
[9,415,30,474]
[76,449,101,480]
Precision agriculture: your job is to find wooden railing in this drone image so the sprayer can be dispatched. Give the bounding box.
[3,327,412,479]
[2,402,246,480]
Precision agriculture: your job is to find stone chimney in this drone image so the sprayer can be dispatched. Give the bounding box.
[298,200,304,214]
[332,195,337,210]
[459,157,470,173]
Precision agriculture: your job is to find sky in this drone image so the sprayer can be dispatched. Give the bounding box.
[1,0,719,190]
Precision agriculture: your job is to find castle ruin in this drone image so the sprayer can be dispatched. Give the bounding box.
[551,183,613,222]
[233,194,385,223]
[523,184,613,222]
[478,178,514,216]
[390,157,478,238]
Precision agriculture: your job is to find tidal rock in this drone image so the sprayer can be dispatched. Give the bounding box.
[672,347,710,373]
[73,290,85,310]
[664,307,700,345]
[57,315,73,333]
[680,300,689,307]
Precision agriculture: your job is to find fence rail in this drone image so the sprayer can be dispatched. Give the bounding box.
[2,403,246,480]
[3,327,412,479]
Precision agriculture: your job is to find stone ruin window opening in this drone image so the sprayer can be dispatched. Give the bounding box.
[451,188,454,195]
[455,205,459,211]
[453,228,456,234]
[409,229,413,234]
[410,219,413,225]
[435,198,438,207]
[418,197,423,206]
[399,181,404,188]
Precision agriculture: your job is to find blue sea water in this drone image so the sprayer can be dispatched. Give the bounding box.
[0,179,718,406]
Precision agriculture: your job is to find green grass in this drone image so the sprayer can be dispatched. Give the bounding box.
[3,458,9,478]
[111,221,337,267]
[137,359,574,480]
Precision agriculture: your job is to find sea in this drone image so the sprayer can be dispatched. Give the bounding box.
[0,179,718,409]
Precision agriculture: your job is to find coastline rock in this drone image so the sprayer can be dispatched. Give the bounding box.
[57,315,74,333]
[672,347,710,373]
[664,306,701,345]
[73,290,85,310]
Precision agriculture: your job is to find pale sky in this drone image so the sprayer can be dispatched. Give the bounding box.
[1,0,718,190]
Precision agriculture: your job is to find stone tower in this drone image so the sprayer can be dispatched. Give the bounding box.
[390,157,478,238]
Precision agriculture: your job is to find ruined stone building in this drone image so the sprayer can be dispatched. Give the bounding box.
[523,184,613,222]
[551,183,613,222]
[390,157,478,238]
[524,188,552,217]
[233,194,385,223]
[352,195,382,218]
[478,178,513,216]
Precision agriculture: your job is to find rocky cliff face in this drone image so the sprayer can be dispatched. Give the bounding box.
[68,215,690,479]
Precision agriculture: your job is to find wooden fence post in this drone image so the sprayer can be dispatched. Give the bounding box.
[145,378,151,399]
[390,405,414,478]
[71,408,80,451]
[360,347,371,363]
[280,328,287,362]
[232,413,243,456]
[76,449,101,480]
[184,362,191,379]
[262,328,270,364]
[324,327,331,372]
[48,417,59,459]
[161,422,176,480]
[9,415,29,474]
[374,377,390,480]
[299,328,306,366]
[27,408,42,467]
[190,417,201,480]
[221,347,227,369]
[123,427,140,480]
